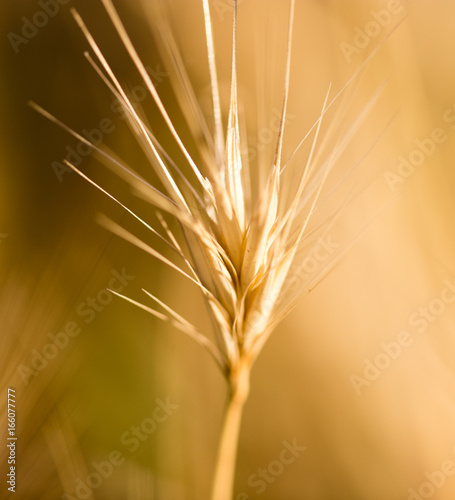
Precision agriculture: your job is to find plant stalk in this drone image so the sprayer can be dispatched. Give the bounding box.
[211,358,251,500]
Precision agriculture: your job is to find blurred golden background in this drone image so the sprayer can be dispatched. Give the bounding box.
[2,0,455,499]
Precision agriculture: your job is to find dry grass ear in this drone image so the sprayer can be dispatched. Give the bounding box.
[36,0,386,496]
[26,0,440,498]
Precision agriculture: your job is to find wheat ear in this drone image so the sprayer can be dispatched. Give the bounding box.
[29,0,395,497]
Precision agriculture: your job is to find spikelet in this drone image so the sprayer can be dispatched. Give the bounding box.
[30,0,388,378]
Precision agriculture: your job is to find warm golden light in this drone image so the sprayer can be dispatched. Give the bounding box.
[2,1,455,499]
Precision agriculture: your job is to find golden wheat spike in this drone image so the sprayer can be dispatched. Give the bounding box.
[30,1,401,498]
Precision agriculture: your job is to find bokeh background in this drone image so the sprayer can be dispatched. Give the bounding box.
[2,0,455,499]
